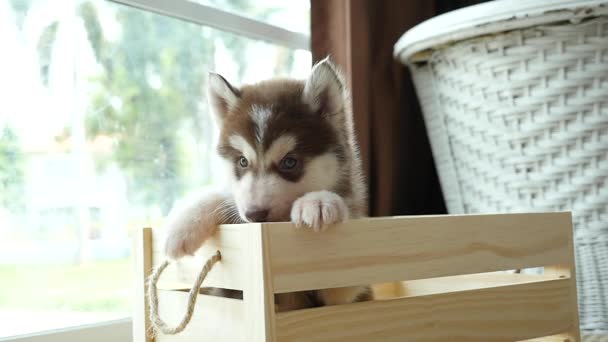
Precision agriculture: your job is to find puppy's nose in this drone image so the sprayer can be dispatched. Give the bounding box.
[245,209,269,222]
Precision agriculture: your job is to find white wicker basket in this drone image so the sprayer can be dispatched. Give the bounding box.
[396,0,608,333]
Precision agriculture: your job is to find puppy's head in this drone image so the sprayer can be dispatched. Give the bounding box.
[208,59,349,222]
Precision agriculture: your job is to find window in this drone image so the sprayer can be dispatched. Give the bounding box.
[193,0,310,34]
[0,0,310,339]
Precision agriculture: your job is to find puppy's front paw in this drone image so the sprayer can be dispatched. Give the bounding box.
[162,191,232,260]
[290,191,349,231]
[164,228,206,259]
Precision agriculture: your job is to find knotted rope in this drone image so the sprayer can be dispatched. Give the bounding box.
[147,250,222,335]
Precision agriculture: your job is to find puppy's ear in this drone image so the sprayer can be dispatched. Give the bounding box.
[208,72,240,126]
[302,57,346,120]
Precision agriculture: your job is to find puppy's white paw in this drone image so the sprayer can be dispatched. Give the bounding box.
[163,191,231,260]
[290,191,349,231]
[164,226,208,259]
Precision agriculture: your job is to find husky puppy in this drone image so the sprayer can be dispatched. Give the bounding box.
[163,58,370,311]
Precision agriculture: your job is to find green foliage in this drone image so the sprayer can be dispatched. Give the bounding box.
[7,0,32,30]
[0,126,26,213]
[37,21,58,87]
[22,0,298,215]
[80,2,214,213]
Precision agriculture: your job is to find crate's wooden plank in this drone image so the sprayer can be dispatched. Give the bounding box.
[544,222,581,341]
[151,248,245,291]
[243,225,277,342]
[398,272,559,298]
[374,272,559,301]
[133,227,153,342]
[522,333,574,341]
[155,281,192,291]
[266,213,572,293]
[568,228,583,341]
[151,225,249,290]
[275,278,575,342]
[154,290,244,342]
[151,224,246,251]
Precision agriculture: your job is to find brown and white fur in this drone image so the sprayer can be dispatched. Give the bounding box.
[163,58,369,312]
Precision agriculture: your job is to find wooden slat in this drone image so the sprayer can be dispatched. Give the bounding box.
[396,272,560,298]
[266,212,572,293]
[544,221,581,341]
[151,224,247,251]
[151,224,249,290]
[243,225,277,342]
[133,227,153,342]
[522,334,575,341]
[154,290,244,342]
[275,278,575,342]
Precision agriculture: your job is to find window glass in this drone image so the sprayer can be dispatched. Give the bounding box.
[0,0,310,337]
[194,0,310,34]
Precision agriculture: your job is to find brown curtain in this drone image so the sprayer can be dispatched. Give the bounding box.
[311,0,486,217]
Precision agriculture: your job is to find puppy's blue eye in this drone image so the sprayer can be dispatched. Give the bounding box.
[238,156,248,168]
[279,157,298,171]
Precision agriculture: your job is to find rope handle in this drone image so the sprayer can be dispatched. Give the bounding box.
[147,250,222,335]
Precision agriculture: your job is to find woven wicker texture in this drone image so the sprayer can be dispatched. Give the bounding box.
[420,17,608,332]
[584,334,608,342]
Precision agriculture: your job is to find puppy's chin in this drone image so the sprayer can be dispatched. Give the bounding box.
[268,204,294,222]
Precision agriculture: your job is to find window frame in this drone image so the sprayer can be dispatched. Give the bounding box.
[110,0,310,50]
[0,319,132,342]
[2,0,310,341]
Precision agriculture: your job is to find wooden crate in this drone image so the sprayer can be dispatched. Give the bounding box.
[134,213,581,342]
